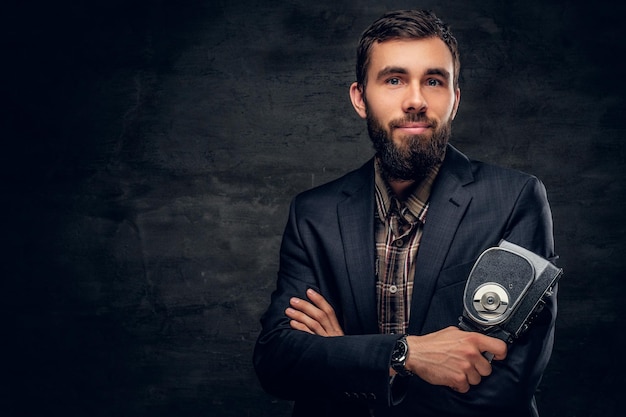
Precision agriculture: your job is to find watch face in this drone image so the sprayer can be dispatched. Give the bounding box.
[392,339,407,361]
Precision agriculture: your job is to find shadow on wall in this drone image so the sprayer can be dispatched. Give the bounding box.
[4,0,626,416]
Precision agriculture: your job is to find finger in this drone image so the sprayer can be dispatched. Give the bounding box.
[290,297,331,328]
[490,346,507,361]
[473,356,493,377]
[477,335,507,361]
[306,289,334,312]
[285,307,327,336]
[306,289,344,334]
[451,379,470,393]
[290,297,342,337]
[290,294,339,333]
[466,368,483,386]
[456,354,484,387]
[288,319,315,335]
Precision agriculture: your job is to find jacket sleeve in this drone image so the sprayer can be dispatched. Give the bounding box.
[495,176,558,407]
[253,195,399,406]
[429,175,558,414]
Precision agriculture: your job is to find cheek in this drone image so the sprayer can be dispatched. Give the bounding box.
[365,89,396,112]
[369,99,397,123]
[433,100,457,122]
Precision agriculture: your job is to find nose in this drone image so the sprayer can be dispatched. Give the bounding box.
[403,83,427,113]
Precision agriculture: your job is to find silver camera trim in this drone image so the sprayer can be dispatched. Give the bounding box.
[459,240,562,343]
[462,245,536,326]
[472,282,511,322]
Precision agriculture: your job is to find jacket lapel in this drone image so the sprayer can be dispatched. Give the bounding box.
[335,147,474,335]
[408,145,474,334]
[337,161,379,334]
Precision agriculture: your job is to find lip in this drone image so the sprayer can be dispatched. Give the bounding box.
[395,123,431,135]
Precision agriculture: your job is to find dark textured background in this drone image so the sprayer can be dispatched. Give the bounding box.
[4,0,625,416]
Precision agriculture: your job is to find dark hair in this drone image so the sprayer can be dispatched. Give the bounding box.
[356,10,460,89]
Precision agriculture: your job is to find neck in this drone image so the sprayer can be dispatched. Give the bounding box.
[388,179,416,200]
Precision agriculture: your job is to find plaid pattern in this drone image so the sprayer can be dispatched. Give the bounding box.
[374,160,440,335]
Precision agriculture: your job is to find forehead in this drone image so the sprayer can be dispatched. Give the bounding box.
[367,37,455,77]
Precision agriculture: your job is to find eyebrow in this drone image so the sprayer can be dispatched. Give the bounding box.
[376,66,408,81]
[425,68,451,80]
[375,66,451,81]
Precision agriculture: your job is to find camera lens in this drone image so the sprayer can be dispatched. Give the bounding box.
[472,283,510,322]
[481,291,501,311]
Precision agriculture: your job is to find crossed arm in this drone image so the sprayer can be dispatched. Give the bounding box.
[286,288,507,393]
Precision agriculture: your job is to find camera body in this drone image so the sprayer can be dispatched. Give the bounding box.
[458,240,562,343]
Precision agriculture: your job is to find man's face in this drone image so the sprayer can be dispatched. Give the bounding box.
[350,37,461,182]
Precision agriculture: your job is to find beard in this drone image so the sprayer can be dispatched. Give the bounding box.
[367,111,451,183]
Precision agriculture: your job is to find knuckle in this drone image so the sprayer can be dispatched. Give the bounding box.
[310,309,325,321]
[451,374,465,386]
[310,321,323,331]
[469,374,482,385]
[458,361,472,373]
[322,306,335,315]
[464,332,479,343]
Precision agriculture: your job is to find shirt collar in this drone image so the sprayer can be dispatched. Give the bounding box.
[374,158,441,223]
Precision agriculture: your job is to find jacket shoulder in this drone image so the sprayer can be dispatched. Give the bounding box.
[446,144,540,187]
[293,159,374,207]
[471,160,540,186]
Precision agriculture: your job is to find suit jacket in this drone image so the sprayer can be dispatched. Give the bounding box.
[253,145,557,417]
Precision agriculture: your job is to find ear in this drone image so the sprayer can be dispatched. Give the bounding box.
[450,87,461,120]
[349,82,368,119]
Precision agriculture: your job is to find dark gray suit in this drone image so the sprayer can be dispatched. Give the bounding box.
[254,145,557,417]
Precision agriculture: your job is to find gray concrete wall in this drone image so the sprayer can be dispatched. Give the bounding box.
[4,0,624,416]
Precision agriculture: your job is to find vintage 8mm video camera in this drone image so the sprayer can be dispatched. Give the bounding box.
[458,240,562,347]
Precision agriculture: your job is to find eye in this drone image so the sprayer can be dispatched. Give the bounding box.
[386,77,402,86]
[426,78,443,87]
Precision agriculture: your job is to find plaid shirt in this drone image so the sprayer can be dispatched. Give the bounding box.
[374,160,440,335]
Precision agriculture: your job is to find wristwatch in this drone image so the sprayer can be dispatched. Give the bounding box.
[390,335,413,377]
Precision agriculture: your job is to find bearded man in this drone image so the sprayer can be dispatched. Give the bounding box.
[254,9,557,417]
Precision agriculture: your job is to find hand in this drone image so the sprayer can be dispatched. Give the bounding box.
[406,326,507,393]
[286,289,344,337]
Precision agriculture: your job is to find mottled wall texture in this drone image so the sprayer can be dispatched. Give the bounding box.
[4,0,625,416]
